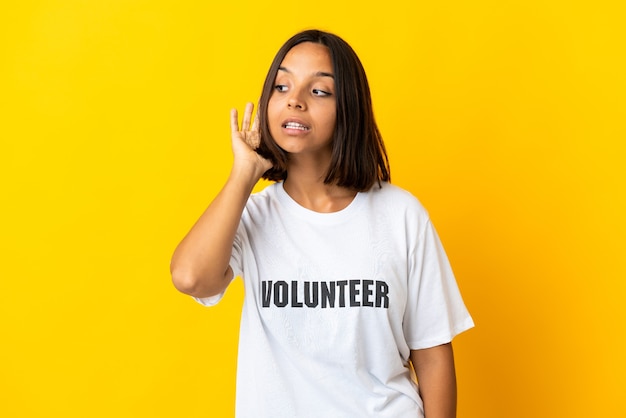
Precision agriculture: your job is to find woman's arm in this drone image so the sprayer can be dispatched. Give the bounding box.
[170,103,271,298]
[410,343,457,418]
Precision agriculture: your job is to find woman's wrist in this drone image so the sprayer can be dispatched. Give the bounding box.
[229,161,266,191]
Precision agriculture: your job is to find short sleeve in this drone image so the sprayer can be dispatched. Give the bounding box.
[192,220,245,307]
[403,219,474,349]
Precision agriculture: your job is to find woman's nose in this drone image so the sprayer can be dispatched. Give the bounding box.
[287,90,306,110]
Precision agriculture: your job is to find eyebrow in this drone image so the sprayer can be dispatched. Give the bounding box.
[278,66,335,79]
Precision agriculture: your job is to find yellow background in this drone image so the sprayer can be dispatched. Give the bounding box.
[2,1,625,417]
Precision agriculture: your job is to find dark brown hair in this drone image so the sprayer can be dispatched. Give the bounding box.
[256,29,390,191]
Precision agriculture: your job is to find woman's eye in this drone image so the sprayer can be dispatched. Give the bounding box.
[312,89,331,97]
[274,85,288,92]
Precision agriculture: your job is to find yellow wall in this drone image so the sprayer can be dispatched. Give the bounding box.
[2,1,624,417]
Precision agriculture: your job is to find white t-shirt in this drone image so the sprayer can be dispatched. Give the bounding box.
[196,182,474,418]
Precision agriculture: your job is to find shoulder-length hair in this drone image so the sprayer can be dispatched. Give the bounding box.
[256,29,390,192]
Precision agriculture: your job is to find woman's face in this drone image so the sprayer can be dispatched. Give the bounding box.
[267,42,337,159]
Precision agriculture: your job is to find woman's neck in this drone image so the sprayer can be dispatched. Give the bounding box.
[283,160,356,213]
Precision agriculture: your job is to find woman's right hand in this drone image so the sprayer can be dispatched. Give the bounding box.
[230,102,273,177]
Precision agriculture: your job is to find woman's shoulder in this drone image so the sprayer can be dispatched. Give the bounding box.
[369,182,426,208]
[244,182,281,211]
[363,182,432,234]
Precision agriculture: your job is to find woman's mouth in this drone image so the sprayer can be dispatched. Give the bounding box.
[283,122,310,131]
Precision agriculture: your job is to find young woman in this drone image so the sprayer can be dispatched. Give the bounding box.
[171,29,473,418]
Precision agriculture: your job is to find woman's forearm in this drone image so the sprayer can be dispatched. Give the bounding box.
[410,343,457,418]
[170,164,263,298]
